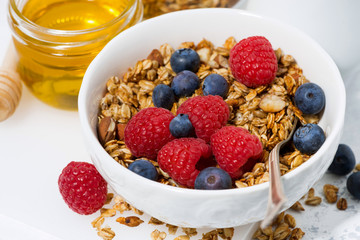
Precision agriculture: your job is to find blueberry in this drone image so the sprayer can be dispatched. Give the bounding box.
[328,144,356,175]
[128,159,158,181]
[194,167,232,190]
[152,84,175,110]
[170,48,200,73]
[347,172,360,200]
[202,74,229,98]
[171,70,200,97]
[293,123,326,155]
[294,82,325,114]
[169,114,195,138]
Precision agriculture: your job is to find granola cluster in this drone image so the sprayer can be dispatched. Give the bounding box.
[98,37,317,188]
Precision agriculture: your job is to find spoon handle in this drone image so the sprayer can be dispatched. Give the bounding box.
[0,41,22,122]
[260,142,287,229]
[260,117,298,229]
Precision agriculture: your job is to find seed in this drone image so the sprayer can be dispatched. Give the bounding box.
[116,216,144,227]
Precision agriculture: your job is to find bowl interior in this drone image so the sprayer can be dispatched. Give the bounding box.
[78,8,345,227]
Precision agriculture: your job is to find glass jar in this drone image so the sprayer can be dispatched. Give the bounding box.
[142,0,242,19]
[8,0,143,110]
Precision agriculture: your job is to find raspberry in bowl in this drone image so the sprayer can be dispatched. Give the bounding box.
[78,9,345,228]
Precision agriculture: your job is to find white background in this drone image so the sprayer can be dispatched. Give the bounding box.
[0,0,360,239]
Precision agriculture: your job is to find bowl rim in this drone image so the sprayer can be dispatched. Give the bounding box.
[78,8,346,198]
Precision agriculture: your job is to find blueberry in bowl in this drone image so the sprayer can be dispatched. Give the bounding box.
[128,159,159,181]
[171,70,200,97]
[152,84,176,110]
[293,123,326,155]
[169,113,195,138]
[295,82,325,115]
[194,167,232,190]
[202,73,229,98]
[170,48,200,73]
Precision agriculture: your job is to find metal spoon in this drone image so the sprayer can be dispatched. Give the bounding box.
[260,117,298,229]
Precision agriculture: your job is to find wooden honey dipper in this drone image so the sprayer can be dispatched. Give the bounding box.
[0,42,22,122]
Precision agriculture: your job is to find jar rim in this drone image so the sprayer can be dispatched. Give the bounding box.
[8,0,139,36]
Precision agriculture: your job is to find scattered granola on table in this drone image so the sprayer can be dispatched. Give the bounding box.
[91,183,355,240]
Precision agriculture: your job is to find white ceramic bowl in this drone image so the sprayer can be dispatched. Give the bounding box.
[78,8,345,228]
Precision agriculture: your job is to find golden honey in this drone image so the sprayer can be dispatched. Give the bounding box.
[8,0,143,109]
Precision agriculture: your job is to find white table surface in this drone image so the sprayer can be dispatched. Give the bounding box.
[0,0,360,239]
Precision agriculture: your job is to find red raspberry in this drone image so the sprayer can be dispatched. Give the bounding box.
[176,95,229,142]
[124,107,175,160]
[210,126,263,179]
[157,138,214,188]
[229,36,278,88]
[58,161,107,215]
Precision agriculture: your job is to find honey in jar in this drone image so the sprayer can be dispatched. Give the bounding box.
[8,0,143,109]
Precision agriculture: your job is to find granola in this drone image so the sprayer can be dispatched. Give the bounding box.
[252,211,302,240]
[116,216,144,227]
[336,198,348,210]
[151,229,167,240]
[323,184,339,203]
[97,37,318,188]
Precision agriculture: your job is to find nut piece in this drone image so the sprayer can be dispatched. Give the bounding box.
[148,217,164,225]
[355,163,360,172]
[284,214,296,228]
[105,193,114,205]
[98,117,117,145]
[273,211,285,226]
[182,227,198,237]
[91,216,105,230]
[116,216,144,227]
[274,223,291,240]
[259,94,286,113]
[217,228,234,239]
[166,224,178,235]
[214,54,229,68]
[307,188,315,198]
[116,123,127,140]
[336,198,347,210]
[290,201,305,211]
[290,228,305,240]
[97,227,115,240]
[151,229,167,240]
[197,47,211,63]
[261,226,273,236]
[305,196,322,206]
[113,197,131,213]
[323,184,339,203]
[323,184,339,193]
[100,208,117,217]
[147,49,164,66]
[202,230,218,240]
[252,228,263,239]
